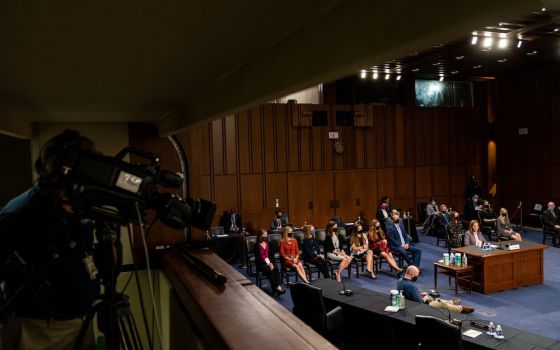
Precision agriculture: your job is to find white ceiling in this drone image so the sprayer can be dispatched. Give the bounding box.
[0,0,546,138]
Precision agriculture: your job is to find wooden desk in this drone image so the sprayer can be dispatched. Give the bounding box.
[453,241,547,294]
[433,261,473,294]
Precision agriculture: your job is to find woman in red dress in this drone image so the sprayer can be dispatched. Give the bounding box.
[368,219,403,276]
[280,226,310,283]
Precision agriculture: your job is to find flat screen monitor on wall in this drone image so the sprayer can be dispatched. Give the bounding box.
[415,80,473,107]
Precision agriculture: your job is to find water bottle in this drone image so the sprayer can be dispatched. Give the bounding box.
[443,253,449,266]
[487,322,496,335]
[455,253,461,266]
[494,325,504,339]
[462,253,468,266]
[398,290,405,309]
[449,252,456,265]
[390,290,399,306]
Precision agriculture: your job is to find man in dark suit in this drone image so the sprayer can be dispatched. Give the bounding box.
[433,204,451,239]
[542,202,560,239]
[269,209,288,231]
[386,213,422,267]
[220,208,242,233]
[376,202,391,232]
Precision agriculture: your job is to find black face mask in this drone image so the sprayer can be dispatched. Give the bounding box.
[261,236,268,242]
[288,232,293,237]
[375,226,381,230]
[411,276,418,282]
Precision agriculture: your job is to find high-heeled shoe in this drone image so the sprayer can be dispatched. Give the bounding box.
[274,288,286,295]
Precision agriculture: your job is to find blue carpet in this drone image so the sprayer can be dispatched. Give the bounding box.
[233,227,560,340]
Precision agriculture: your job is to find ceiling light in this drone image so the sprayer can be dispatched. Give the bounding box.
[439,76,444,81]
[497,58,508,63]
[473,65,482,69]
[554,28,560,33]
[517,40,523,48]
[455,55,465,60]
[396,75,402,81]
[542,7,546,12]
[451,71,459,75]
[360,70,367,79]
[385,74,390,80]
[497,38,509,49]
[482,37,493,48]
[373,72,379,79]
[527,50,538,56]
[412,68,420,72]
[471,36,478,45]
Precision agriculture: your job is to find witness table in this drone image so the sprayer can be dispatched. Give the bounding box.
[453,241,547,294]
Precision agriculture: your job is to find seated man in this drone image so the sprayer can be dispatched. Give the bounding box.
[433,204,451,239]
[542,202,560,238]
[270,209,288,231]
[219,208,242,234]
[398,266,473,314]
[386,213,422,267]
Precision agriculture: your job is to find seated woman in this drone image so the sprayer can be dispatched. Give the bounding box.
[464,220,485,247]
[324,221,352,282]
[302,224,330,279]
[280,226,310,283]
[254,229,285,295]
[367,219,403,276]
[349,224,376,279]
[497,208,522,241]
[447,211,464,247]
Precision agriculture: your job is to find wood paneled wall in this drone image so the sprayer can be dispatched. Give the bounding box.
[130,102,485,240]
[495,65,560,214]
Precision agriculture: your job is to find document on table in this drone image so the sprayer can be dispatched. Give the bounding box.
[463,329,483,338]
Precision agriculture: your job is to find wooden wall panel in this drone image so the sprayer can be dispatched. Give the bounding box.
[415,166,432,198]
[237,111,250,174]
[288,173,314,226]
[355,170,378,220]
[214,175,239,216]
[250,107,263,173]
[275,104,289,172]
[396,167,414,199]
[334,171,356,223]
[378,168,395,201]
[263,105,276,173]
[211,119,224,175]
[240,174,263,210]
[433,166,450,197]
[287,105,300,172]
[225,115,237,175]
[312,172,334,225]
[266,173,288,211]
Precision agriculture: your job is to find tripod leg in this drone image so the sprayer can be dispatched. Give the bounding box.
[72,299,104,350]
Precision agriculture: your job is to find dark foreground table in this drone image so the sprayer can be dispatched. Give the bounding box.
[312,279,560,350]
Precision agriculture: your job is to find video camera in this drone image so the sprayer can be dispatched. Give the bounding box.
[59,146,216,230]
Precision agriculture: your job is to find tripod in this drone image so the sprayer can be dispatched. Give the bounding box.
[73,220,144,350]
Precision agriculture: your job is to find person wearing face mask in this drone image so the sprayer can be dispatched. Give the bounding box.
[426,198,439,216]
[254,229,285,295]
[301,225,329,279]
[447,211,465,247]
[542,202,560,242]
[220,208,242,233]
[349,225,376,279]
[463,194,481,221]
[497,208,522,241]
[270,210,288,231]
[279,226,310,283]
[433,204,451,240]
[397,266,474,314]
[324,221,352,282]
[386,213,422,268]
[367,219,403,276]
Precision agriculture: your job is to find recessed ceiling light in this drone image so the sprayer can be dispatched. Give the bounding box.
[498,38,509,49]
[396,75,402,81]
[482,37,493,48]
[517,40,523,48]
[373,72,379,79]
[497,58,508,63]
[541,7,546,12]
[471,36,478,45]
[360,70,367,79]
[555,28,560,32]
[455,55,465,60]
[412,68,420,72]
[527,50,538,56]
[439,76,444,82]
[432,62,441,66]
[385,74,390,80]
[473,65,482,69]
[451,71,459,75]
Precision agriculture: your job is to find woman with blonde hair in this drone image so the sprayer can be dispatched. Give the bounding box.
[368,219,403,276]
[324,221,352,282]
[279,226,309,283]
[464,220,485,247]
[497,208,522,241]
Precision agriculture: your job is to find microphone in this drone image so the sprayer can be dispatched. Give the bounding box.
[340,280,353,296]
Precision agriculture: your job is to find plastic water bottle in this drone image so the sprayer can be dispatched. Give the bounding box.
[443,253,449,266]
[462,253,468,266]
[455,253,461,266]
[494,325,504,339]
[450,252,456,265]
[487,322,496,335]
[391,290,399,306]
[399,290,405,309]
